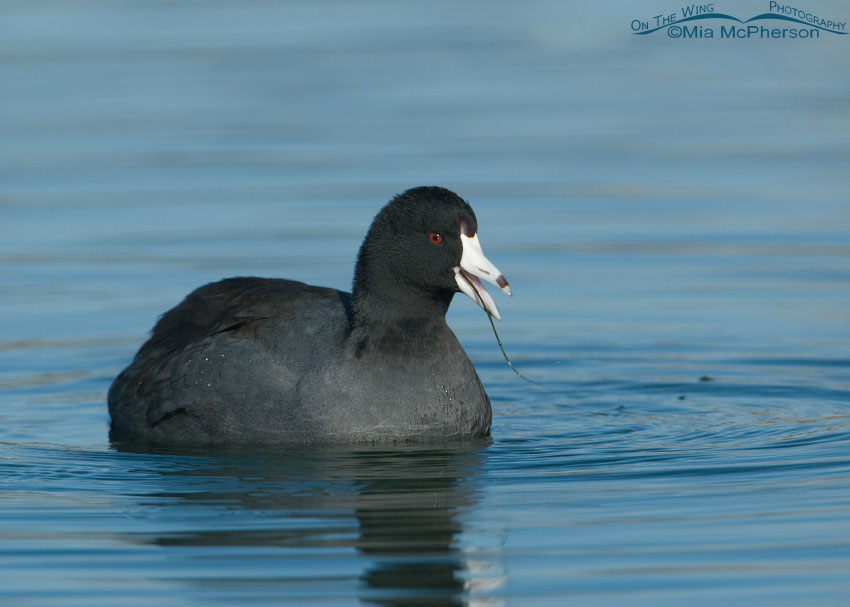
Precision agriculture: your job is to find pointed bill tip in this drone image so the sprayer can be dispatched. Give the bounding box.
[496,275,512,297]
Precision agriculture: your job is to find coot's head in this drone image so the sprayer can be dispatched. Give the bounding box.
[353,186,510,321]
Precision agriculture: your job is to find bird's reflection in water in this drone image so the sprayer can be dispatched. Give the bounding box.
[113,439,494,606]
[354,456,469,607]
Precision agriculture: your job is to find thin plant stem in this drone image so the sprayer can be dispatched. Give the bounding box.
[468,280,535,384]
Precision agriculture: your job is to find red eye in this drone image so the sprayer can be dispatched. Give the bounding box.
[428,232,443,244]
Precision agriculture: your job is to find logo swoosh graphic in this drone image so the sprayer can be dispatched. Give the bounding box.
[634,13,743,35]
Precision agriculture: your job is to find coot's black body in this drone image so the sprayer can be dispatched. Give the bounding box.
[108,187,510,445]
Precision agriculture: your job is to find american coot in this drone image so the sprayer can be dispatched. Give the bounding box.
[108,186,511,445]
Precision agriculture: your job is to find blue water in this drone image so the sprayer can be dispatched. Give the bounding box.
[2,1,849,605]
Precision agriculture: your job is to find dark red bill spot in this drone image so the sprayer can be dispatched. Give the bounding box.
[497,275,509,289]
[458,215,475,237]
[428,232,443,244]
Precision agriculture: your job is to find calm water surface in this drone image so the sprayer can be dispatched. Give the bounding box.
[2,2,849,605]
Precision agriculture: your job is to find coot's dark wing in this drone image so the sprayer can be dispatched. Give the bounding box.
[108,277,352,441]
